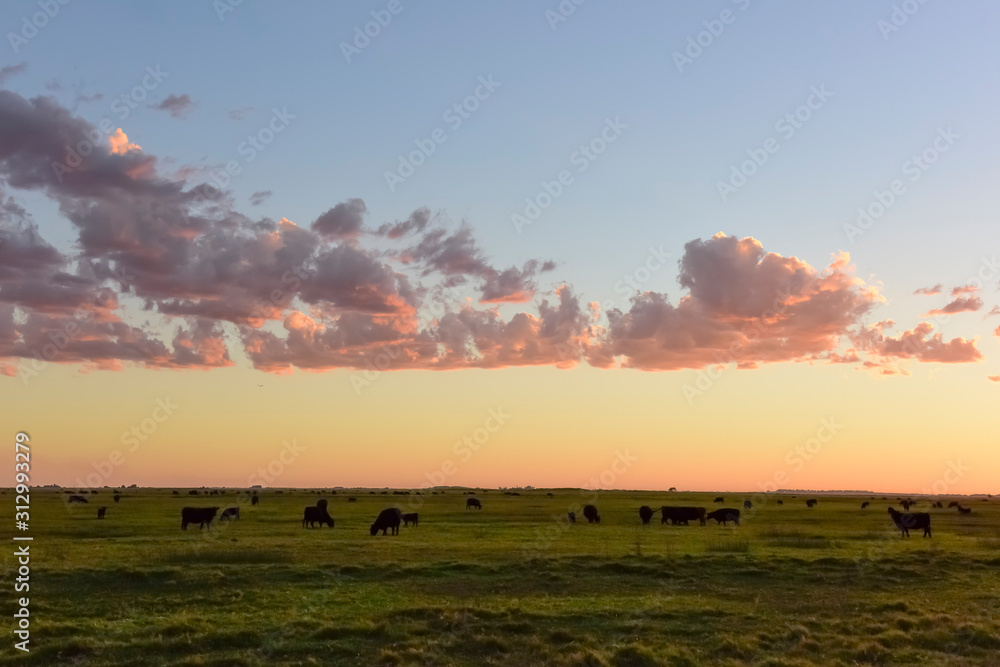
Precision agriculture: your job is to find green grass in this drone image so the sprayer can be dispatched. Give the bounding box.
[2,489,999,665]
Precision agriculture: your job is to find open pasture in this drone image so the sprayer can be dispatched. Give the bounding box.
[3,489,1000,666]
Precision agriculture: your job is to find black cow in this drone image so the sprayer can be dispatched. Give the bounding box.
[583,505,600,524]
[806,499,818,508]
[172,491,179,495]
[466,498,482,510]
[957,505,972,515]
[348,497,357,502]
[251,495,259,506]
[97,507,107,519]
[220,507,240,521]
[706,508,740,526]
[861,502,869,509]
[900,499,914,511]
[402,512,419,527]
[714,497,724,503]
[370,508,403,536]
[181,507,219,530]
[947,501,959,508]
[302,506,334,528]
[777,500,783,505]
[743,500,752,510]
[887,507,931,538]
[639,506,654,524]
[568,511,576,523]
[660,506,706,526]
[69,495,88,504]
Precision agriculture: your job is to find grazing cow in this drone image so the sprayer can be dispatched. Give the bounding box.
[714,497,724,503]
[181,507,219,530]
[861,502,869,509]
[547,493,554,497]
[583,505,600,524]
[220,507,240,521]
[743,500,752,510]
[348,497,357,502]
[660,506,706,526]
[947,501,959,508]
[568,512,576,523]
[370,508,403,536]
[69,495,88,504]
[639,506,654,525]
[887,507,931,538]
[97,507,107,519]
[806,499,818,508]
[172,491,179,495]
[302,505,334,528]
[957,505,972,515]
[402,512,419,527]
[251,495,260,506]
[188,490,199,496]
[777,500,783,505]
[706,508,740,526]
[113,495,120,503]
[466,498,482,510]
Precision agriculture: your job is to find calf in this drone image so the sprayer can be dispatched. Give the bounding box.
[568,511,576,523]
[706,508,740,526]
[639,506,654,525]
[220,507,240,521]
[743,500,752,510]
[97,507,107,519]
[887,507,931,538]
[181,507,219,531]
[402,512,419,527]
[861,502,869,509]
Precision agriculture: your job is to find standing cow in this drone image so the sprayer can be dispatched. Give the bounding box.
[370,508,403,536]
[97,507,107,519]
[402,512,419,527]
[661,506,706,526]
[466,498,482,510]
[583,505,600,524]
[181,507,219,530]
[743,500,752,510]
[888,507,931,538]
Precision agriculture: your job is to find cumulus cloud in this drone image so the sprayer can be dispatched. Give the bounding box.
[0,91,987,378]
[150,93,194,118]
[925,296,983,316]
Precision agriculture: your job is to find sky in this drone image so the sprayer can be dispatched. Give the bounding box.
[1,1,998,493]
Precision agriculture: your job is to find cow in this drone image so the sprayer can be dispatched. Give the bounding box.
[714,497,724,503]
[188,490,199,495]
[251,495,259,506]
[706,508,740,526]
[582,505,600,524]
[639,506,654,525]
[172,491,179,495]
[887,507,931,538]
[348,497,357,503]
[743,500,752,510]
[97,507,107,519]
[181,507,219,530]
[113,495,121,503]
[466,498,482,510]
[402,512,419,527]
[947,501,959,508]
[957,505,972,515]
[568,512,576,523]
[777,500,783,505]
[220,507,240,521]
[370,508,403,536]
[660,506,706,526]
[806,499,818,508]
[302,506,334,528]
[901,499,913,511]
[861,502,869,509]
[69,495,88,504]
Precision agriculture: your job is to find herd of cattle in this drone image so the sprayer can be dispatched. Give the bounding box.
[65,489,990,538]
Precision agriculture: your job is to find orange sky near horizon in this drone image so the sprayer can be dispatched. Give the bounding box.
[10,358,995,495]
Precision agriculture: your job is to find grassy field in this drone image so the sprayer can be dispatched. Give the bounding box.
[3,488,1000,666]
